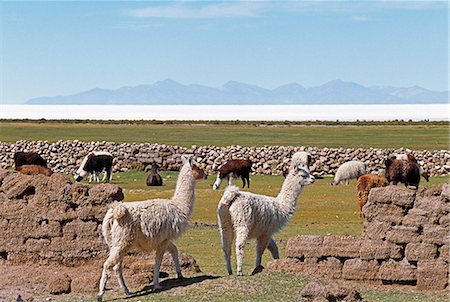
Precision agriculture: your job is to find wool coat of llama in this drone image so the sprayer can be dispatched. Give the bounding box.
[356,174,388,217]
[97,156,206,302]
[331,160,366,185]
[217,163,315,276]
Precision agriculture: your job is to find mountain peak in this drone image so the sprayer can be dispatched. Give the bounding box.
[25,79,448,105]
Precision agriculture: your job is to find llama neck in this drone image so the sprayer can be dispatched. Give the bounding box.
[275,173,304,217]
[172,163,196,217]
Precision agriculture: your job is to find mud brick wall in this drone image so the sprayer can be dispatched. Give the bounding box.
[0,169,124,265]
[268,184,450,290]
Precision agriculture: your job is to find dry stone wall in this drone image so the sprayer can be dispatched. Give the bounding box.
[0,169,201,269]
[0,169,124,265]
[1,140,449,176]
[268,184,450,290]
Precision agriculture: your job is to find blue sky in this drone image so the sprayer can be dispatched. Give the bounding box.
[1,1,448,103]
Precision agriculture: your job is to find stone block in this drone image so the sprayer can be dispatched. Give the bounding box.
[402,213,428,227]
[363,220,391,240]
[417,260,448,290]
[386,226,420,244]
[439,244,449,263]
[285,235,324,258]
[422,225,449,245]
[360,240,403,260]
[405,243,437,261]
[321,236,361,258]
[363,203,404,225]
[379,260,417,283]
[415,196,449,218]
[342,258,379,280]
[368,185,416,208]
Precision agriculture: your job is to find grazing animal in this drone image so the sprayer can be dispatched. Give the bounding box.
[217,163,315,276]
[146,163,163,186]
[356,174,388,217]
[212,159,252,190]
[282,151,313,177]
[74,151,113,183]
[331,161,366,185]
[13,152,47,168]
[16,164,53,176]
[394,153,429,182]
[385,155,421,189]
[97,156,207,301]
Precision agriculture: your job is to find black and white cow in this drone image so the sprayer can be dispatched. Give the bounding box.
[74,151,114,183]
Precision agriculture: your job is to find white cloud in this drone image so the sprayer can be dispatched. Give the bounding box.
[126,2,268,19]
[125,1,447,19]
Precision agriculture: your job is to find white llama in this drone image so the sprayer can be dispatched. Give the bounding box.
[97,156,206,301]
[217,163,315,276]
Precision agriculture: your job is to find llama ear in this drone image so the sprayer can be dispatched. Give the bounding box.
[181,155,193,166]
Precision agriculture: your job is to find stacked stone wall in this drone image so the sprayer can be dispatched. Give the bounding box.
[268,184,450,290]
[1,140,449,176]
[0,169,124,265]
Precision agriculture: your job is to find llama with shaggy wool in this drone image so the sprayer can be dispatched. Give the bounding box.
[331,160,366,185]
[97,156,206,301]
[217,163,315,276]
[282,151,313,177]
[16,164,53,176]
[356,174,388,217]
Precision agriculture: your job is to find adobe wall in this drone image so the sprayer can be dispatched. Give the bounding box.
[0,169,124,265]
[268,184,450,290]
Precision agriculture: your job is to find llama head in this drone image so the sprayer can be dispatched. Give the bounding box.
[192,163,208,180]
[292,164,315,185]
[421,171,430,182]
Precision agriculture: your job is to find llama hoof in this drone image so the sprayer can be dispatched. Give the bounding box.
[97,294,103,302]
[251,265,264,275]
[237,272,243,276]
[154,284,162,290]
[177,274,184,279]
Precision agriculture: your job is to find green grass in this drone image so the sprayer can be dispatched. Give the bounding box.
[77,171,449,302]
[107,172,448,275]
[1,122,448,149]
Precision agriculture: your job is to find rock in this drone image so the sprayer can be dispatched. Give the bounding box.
[285,235,324,258]
[46,273,72,294]
[299,281,330,301]
[342,259,379,280]
[379,260,417,284]
[417,260,448,290]
[321,236,362,258]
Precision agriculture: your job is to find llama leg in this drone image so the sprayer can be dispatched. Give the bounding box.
[241,175,246,188]
[114,262,130,295]
[98,249,123,301]
[246,174,250,188]
[153,243,168,290]
[255,236,270,267]
[228,174,233,186]
[218,204,234,275]
[167,241,183,279]
[235,227,249,276]
[89,173,93,183]
[267,238,279,259]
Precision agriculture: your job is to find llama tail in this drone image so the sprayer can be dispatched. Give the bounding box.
[218,186,240,275]
[219,185,240,206]
[217,186,240,242]
[102,202,128,246]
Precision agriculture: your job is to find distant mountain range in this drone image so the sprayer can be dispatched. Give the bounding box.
[26,79,448,104]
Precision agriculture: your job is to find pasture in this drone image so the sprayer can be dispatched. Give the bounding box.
[82,171,449,302]
[2,120,449,301]
[0,121,448,149]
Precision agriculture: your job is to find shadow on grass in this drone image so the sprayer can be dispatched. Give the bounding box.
[119,275,221,300]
